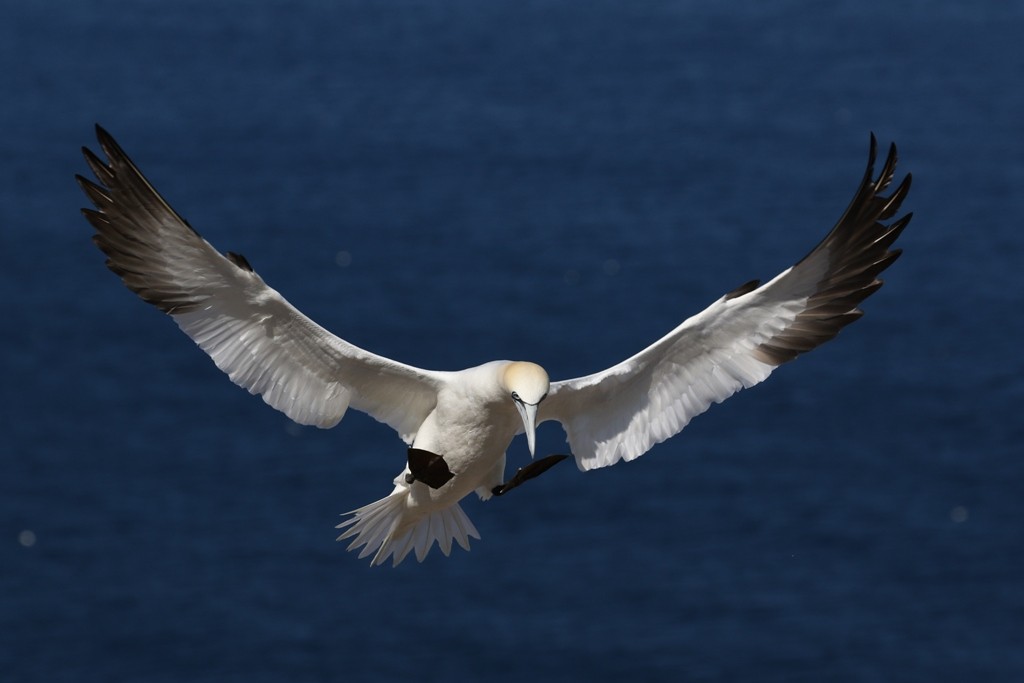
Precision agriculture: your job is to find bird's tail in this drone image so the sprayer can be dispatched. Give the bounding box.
[336,491,481,567]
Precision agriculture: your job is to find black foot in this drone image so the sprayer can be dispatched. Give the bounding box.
[406,448,455,489]
[492,454,570,496]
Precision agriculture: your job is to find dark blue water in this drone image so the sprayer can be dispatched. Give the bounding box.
[3,1,1023,681]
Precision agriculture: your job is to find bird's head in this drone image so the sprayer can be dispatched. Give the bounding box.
[502,361,550,457]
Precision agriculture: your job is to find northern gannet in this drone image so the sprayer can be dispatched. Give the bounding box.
[77,126,911,566]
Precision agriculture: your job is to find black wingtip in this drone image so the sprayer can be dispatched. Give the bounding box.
[79,143,115,190]
[862,133,880,182]
[95,125,118,155]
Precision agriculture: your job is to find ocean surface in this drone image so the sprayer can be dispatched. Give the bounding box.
[3,2,1023,681]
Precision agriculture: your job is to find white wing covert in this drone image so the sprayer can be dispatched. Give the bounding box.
[541,136,911,470]
[78,126,441,443]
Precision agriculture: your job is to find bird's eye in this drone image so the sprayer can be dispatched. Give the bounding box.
[511,391,521,402]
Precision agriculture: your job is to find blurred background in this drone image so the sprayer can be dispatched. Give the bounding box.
[2,1,1022,681]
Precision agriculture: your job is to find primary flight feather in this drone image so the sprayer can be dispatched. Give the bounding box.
[78,126,911,566]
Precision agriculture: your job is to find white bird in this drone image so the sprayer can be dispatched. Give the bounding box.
[78,126,911,566]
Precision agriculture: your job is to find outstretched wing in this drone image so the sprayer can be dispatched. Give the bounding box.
[78,125,443,443]
[541,135,911,470]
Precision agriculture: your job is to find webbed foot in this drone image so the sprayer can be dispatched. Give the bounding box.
[405,448,455,489]
[492,454,569,496]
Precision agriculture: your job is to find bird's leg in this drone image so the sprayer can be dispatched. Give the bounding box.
[405,448,455,489]
[492,454,569,496]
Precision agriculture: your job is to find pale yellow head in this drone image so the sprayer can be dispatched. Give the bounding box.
[502,361,550,456]
[502,361,550,405]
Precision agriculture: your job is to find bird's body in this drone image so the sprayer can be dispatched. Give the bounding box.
[405,361,536,507]
[339,360,549,564]
[78,126,912,566]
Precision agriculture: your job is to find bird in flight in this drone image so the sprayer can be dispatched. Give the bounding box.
[78,126,911,566]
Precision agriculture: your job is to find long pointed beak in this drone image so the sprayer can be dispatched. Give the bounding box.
[514,400,539,457]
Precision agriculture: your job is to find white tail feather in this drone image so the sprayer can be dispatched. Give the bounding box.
[336,491,481,567]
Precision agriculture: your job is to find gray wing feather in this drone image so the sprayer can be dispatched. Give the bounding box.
[542,136,911,469]
[78,125,441,442]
